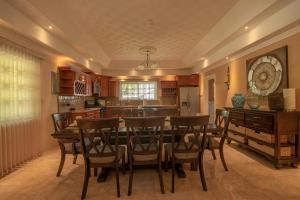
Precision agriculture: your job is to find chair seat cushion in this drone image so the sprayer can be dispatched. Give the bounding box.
[130,143,158,161]
[165,143,199,160]
[89,146,125,164]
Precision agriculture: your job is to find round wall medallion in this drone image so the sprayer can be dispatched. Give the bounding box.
[247,55,282,96]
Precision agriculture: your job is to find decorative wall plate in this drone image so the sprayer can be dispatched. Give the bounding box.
[246,46,288,96]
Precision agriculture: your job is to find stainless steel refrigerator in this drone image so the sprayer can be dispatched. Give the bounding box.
[179,87,200,116]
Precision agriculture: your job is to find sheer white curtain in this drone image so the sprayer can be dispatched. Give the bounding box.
[0,41,41,177]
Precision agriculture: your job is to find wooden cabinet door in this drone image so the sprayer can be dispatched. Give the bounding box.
[100,76,109,97]
[108,81,117,97]
[177,75,199,87]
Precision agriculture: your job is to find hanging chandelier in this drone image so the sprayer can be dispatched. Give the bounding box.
[137,46,158,70]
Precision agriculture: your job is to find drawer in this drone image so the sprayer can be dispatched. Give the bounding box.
[248,140,293,157]
[245,128,288,144]
[228,132,245,143]
[245,120,273,133]
[229,123,245,135]
[230,110,244,122]
[245,112,273,124]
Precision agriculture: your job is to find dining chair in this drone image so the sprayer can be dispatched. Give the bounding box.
[206,109,230,171]
[167,115,209,192]
[77,118,126,199]
[124,116,165,196]
[51,112,80,177]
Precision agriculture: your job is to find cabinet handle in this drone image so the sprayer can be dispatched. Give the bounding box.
[252,116,261,119]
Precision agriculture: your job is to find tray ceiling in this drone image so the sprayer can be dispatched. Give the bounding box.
[11,0,237,68]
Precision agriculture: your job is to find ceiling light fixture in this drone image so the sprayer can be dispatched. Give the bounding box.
[48,25,53,30]
[226,56,229,60]
[244,26,249,30]
[137,46,158,70]
[200,57,205,61]
[89,58,93,61]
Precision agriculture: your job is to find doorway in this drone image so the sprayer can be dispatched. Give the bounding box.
[204,74,216,123]
[208,79,215,122]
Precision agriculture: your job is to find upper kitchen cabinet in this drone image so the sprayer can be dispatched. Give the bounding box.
[108,81,117,97]
[177,74,199,87]
[98,75,109,97]
[58,66,92,96]
[160,81,177,96]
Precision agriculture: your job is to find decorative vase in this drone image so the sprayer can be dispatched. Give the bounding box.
[268,93,284,111]
[246,91,261,110]
[231,93,245,109]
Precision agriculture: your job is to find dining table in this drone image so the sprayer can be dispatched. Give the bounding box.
[51,116,220,182]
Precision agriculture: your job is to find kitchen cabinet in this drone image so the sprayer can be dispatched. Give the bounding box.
[160,81,177,96]
[58,66,92,96]
[98,75,109,97]
[177,74,199,87]
[108,81,117,97]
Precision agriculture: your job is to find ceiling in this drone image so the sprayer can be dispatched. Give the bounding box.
[8,0,237,69]
[2,0,300,74]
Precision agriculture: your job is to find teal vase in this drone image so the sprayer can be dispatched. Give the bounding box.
[231,93,245,109]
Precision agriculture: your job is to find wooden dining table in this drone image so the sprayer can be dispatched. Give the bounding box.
[51,116,220,182]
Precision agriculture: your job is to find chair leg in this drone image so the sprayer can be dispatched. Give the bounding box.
[57,142,66,177]
[171,158,175,193]
[158,162,165,194]
[164,149,168,172]
[94,168,98,177]
[128,157,133,196]
[116,164,121,197]
[219,138,228,171]
[211,148,217,160]
[81,164,90,199]
[73,154,78,164]
[198,152,207,191]
[122,153,126,174]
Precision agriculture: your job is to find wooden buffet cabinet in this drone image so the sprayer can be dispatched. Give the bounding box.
[227,108,300,168]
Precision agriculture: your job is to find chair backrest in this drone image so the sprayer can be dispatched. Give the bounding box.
[222,110,232,138]
[51,112,72,133]
[124,116,165,156]
[77,118,120,162]
[214,109,229,127]
[170,115,209,156]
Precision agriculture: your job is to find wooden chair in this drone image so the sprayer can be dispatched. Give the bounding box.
[207,109,230,171]
[77,118,126,199]
[167,115,209,192]
[51,112,80,177]
[124,116,165,196]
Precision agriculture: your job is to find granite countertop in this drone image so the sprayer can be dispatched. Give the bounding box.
[71,108,101,113]
[106,105,178,109]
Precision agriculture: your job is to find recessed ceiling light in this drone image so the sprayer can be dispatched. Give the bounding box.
[200,57,205,61]
[244,26,249,30]
[89,58,93,61]
[48,26,53,30]
[225,56,229,60]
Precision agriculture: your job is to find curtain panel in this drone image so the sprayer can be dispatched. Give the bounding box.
[0,41,41,177]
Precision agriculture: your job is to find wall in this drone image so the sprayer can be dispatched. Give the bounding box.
[200,32,300,112]
[40,59,59,152]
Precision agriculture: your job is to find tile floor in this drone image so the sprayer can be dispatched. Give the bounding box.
[1,143,300,200]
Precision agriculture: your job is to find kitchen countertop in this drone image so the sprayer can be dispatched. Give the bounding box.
[106,105,179,109]
[71,108,101,113]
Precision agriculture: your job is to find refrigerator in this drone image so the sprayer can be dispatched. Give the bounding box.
[179,87,200,116]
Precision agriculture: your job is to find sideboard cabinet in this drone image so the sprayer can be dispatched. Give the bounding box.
[226,108,300,168]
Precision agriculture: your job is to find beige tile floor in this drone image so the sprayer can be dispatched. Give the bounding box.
[1,143,300,200]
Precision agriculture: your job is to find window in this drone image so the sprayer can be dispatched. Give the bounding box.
[120,81,157,100]
[0,42,41,122]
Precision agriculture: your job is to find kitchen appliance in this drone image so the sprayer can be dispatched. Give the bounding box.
[179,87,199,116]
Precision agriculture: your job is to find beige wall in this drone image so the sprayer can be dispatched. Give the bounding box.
[200,32,300,112]
[40,59,59,152]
